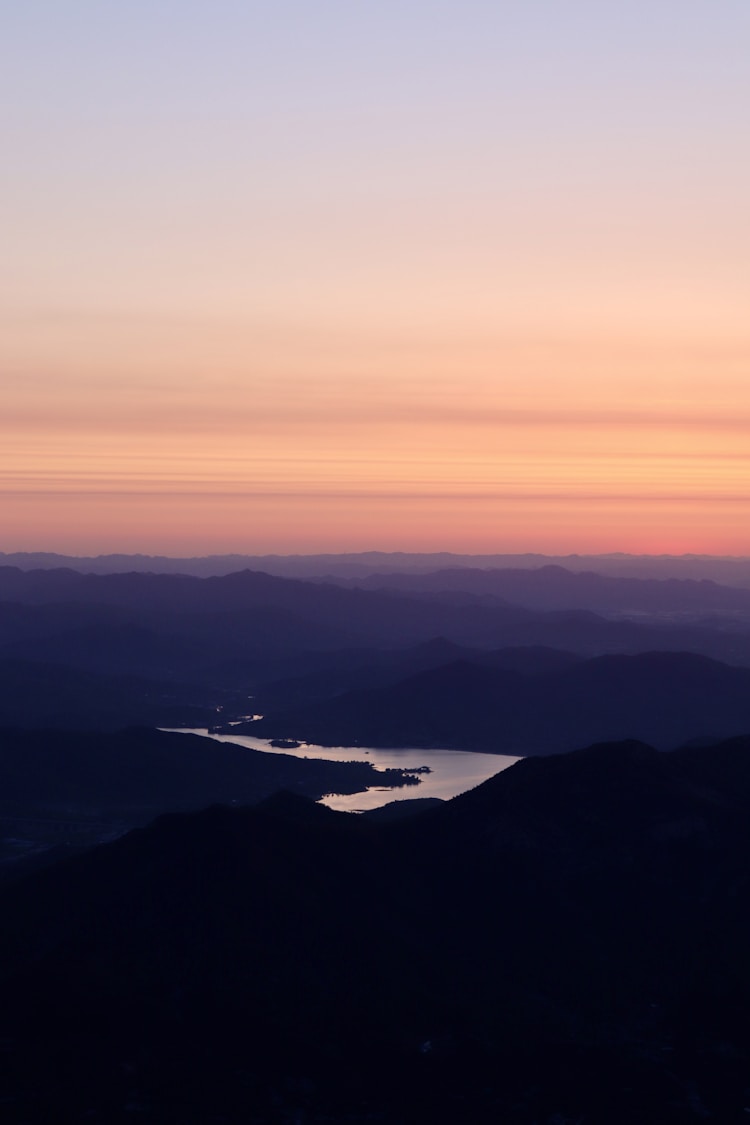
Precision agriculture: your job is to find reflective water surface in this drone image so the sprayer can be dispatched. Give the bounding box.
[173,728,521,811]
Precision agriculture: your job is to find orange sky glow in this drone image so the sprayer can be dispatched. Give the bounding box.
[2,3,749,558]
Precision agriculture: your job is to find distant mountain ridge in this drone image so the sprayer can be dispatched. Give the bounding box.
[3,565,750,652]
[330,563,750,616]
[3,549,750,585]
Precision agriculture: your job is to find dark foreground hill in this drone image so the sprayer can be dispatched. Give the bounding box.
[0,726,417,820]
[0,726,418,881]
[2,736,750,1122]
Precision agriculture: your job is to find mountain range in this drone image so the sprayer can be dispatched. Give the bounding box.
[4,552,750,1120]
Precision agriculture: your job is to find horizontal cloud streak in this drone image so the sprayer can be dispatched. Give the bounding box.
[5,402,750,435]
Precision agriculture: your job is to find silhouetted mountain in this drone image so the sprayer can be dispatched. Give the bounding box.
[2,736,750,1121]
[250,650,750,754]
[250,659,525,748]
[252,639,582,711]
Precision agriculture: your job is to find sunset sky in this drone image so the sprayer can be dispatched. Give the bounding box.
[3,1,749,556]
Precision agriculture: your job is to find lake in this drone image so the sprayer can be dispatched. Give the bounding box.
[172,728,521,811]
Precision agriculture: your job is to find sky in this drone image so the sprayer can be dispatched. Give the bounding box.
[2,1,749,557]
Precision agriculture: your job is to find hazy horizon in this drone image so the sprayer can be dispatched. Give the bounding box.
[3,546,750,592]
[5,545,750,562]
[3,546,750,561]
